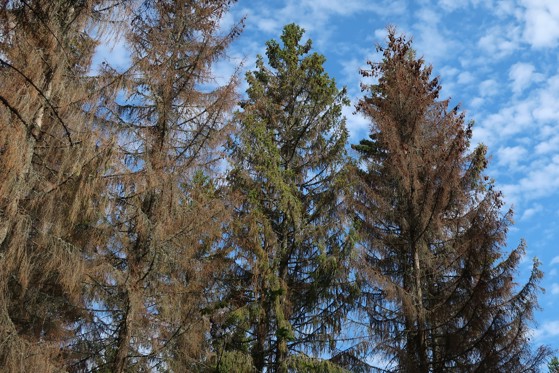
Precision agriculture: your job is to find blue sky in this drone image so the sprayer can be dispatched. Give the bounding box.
[95,0,559,355]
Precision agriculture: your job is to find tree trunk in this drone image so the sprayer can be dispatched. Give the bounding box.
[253,294,268,372]
[413,245,428,373]
[275,215,291,373]
[113,291,132,373]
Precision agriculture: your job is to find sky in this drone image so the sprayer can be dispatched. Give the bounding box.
[95,0,559,356]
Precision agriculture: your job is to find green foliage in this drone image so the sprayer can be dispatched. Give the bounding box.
[282,355,350,373]
[213,351,255,373]
[226,23,354,372]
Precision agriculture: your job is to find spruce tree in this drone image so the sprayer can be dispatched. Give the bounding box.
[224,24,354,372]
[352,28,550,372]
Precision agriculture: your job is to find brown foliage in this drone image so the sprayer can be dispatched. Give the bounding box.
[352,28,549,372]
[0,1,242,371]
[0,1,117,371]
[73,1,243,371]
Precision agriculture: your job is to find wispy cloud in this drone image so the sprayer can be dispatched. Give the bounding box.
[90,32,131,74]
[437,0,494,12]
[501,155,559,203]
[478,24,521,60]
[235,0,405,45]
[521,203,543,220]
[344,106,369,142]
[472,70,559,208]
[497,145,528,169]
[532,320,559,341]
[412,7,457,64]
[521,0,559,48]
[509,62,543,94]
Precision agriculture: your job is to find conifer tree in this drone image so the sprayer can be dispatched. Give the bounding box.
[549,357,559,373]
[352,28,550,372]
[224,24,354,372]
[75,1,242,371]
[0,1,118,371]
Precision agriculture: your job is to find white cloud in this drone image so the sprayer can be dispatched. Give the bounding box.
[345,106,369,141]
[521,203,542,220]
[438,0,465,11]
[239,0,406,41]
[535,134,559,155]
[255,17,281,33]
[552,283,559,295]
[501,155,559,203]
[495,0,518,17]
[532,76,559,122]
[490,100,532,135]
[521,0,559,48]
[551,256,559,265]
[91,33,131,74]
[531,320,559,341]
[302,0,380,17]
[472,69,559,209]
[417,7,441,24]
[469,97,485,109]
[437,0,493,12]
[497,145,527,168]
[374,28,389,41]
[458,71,475,85]
[367,0,407,17]
[478,24,521,59]
[479,79,498,97]
[341,58,365,92]
[509,62,542,94]
[475,72,559,146]
[440,66,460,78]
[412,7,456,63]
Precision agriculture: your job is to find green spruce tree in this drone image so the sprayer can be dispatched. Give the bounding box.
[224,24,355,372]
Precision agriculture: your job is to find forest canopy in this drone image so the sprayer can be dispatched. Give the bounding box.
[0,1,551,372]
